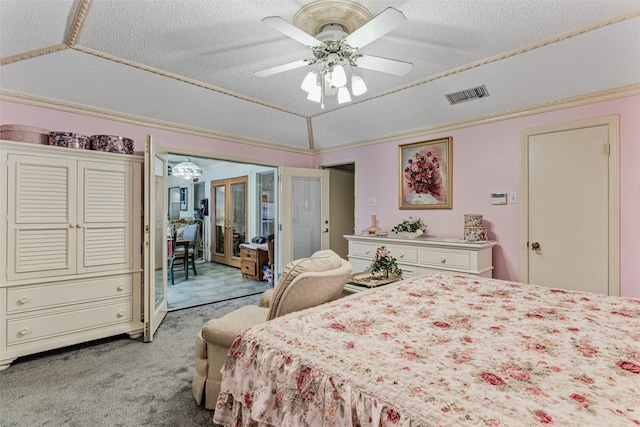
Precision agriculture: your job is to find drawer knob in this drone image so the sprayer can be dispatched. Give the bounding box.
[19,328,29,336]
[399,252,405,258]
[18,297,29,304]
[117,310,125,318]
[117,285,125,291]
[364,249,370,254]
[440,256,446,263]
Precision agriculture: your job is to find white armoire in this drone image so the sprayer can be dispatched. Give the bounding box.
[0,140,143,370]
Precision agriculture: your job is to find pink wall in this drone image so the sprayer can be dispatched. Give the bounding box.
[0,101,314,168]
[317,95,640,298]
[2,96,638,297]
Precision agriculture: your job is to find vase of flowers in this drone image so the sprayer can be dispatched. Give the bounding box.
[366,246,402,278]
[404,149,442,196]
[392,216,426,238]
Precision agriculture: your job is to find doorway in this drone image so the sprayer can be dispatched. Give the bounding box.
[210,176,248,268]
[165,153,277,310]
[520,115,619,295]
[322,162,356,260]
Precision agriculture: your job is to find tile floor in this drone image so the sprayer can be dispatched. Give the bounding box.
[167,261,272,311]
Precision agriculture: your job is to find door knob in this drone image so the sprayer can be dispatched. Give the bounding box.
[531,242,540,251]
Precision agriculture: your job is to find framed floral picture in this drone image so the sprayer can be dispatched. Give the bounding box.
[398,137,452,209]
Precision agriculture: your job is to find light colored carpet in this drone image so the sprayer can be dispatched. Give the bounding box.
[0,294,262,427]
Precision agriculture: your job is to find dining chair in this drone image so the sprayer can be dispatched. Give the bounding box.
[174,223,198,279]
[167,230,176,286]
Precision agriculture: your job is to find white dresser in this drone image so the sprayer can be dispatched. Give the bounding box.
[0,140,143,370]
[344,234,496,279]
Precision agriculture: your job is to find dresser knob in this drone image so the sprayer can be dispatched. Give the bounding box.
[364,249,370,254]
[117,310,125,318]
[440,256,446,263]
[18,297,29,304]
[399,252,405,258]
[117,285,125,291]
[19,328,29,336]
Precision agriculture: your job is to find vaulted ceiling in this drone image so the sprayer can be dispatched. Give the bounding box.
[1,0,639,153]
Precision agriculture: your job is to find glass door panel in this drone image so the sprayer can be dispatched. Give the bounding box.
[213,185,225,257]
[231,182,246,258]
[210,176,247,268]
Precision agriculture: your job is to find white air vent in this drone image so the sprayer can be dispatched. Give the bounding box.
[445,85,489,105]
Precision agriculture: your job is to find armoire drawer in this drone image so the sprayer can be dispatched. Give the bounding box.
[387,245,418,264]
[419,249,470,270]
[7,301,132,345]
[6,275,132,314]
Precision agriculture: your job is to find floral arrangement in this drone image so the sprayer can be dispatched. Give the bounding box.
[367,246,402,278]
[404,148,442,196]
[391,216,426,234]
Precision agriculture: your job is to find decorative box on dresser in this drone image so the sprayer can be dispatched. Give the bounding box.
[344,234,496,279]
[0,140,143,370]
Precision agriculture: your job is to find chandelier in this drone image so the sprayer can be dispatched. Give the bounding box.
[300,24,367,109]
[171,158,203,180]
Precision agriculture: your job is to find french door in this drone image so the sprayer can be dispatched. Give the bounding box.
[210,176,248,268]
[143,135,169,341]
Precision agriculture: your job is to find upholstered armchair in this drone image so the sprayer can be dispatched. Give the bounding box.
[192,250,352,409]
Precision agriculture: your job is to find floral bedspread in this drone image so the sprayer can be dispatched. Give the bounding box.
[213,274,640,426]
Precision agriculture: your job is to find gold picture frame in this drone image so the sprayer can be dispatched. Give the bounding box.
[399,137,452,209]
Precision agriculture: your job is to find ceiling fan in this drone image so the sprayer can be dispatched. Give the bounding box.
[255,6,413,108]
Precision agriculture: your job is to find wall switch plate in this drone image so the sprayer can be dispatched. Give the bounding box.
[509,192,518,204]
[368,197,376,206]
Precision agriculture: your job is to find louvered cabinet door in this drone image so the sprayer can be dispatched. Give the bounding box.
[77,161,134,274]
[6,154,77,281]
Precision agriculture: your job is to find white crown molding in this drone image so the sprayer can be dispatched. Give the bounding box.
[66,0,93,46]
[0,44,68,66]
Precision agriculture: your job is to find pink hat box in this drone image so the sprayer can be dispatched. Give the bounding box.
[1,125,50,145]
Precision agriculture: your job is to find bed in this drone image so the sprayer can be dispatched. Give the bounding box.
[213,273,640,426]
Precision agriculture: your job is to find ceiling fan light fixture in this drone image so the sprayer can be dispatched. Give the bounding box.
[337,86,351,104]
[301,70,318,92]
[351,73,367,96]
[172,158,203,180]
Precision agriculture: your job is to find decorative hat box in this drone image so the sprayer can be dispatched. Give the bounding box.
[1,125,50,145]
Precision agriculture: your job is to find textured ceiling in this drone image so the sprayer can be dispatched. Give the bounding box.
[1,0,639,152]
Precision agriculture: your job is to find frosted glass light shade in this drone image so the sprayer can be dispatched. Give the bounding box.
[330,64,347,88]
[307,83,321,102]
[351,74,367,96]
[301,71,317,92]
[337,87,351,104]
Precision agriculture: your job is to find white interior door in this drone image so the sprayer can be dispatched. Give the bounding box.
[280,167,330,267]
[143,135,169,341]
[521,116,619,295]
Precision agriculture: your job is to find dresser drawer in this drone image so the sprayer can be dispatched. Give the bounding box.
[7,301,132,345]
[348,242,378,259]
[241,247,257,262]
[241,261,257,276]
[387,245,418,264]
[419,249,470,270]
[7,275,132,314]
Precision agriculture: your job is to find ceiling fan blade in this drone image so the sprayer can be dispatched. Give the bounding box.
[262,16,325,48]
[343,7,406,49]
[355,54,413,76]
[254,59,311,77]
